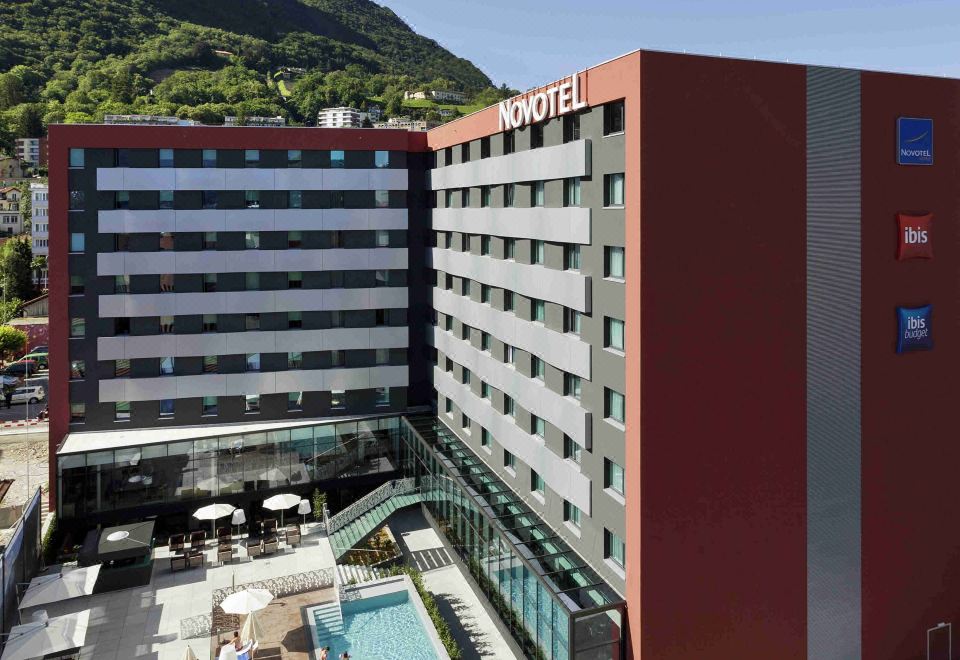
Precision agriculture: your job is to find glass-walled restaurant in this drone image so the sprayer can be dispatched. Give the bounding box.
[57,416,403,519]
[400,415,625,660]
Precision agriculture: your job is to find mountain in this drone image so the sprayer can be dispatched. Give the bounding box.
[0,0,503,145]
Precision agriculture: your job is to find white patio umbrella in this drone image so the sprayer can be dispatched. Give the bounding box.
[241,610,265,644]
[0,610,90,660]
[18,565,101,609]
[193,502,236,541]
[217,645,238,660]
[220,588,274,615]
[262,493,300,528]
[182,645,199,660]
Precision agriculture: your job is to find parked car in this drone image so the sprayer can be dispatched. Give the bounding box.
[29,346,48,355]
[21,353,47,369]
[3,360,38,377]
[11,385,44,405]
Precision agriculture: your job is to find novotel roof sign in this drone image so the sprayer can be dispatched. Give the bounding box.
[498,72,588,131]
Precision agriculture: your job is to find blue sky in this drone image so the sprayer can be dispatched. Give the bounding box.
[383,0,960,90]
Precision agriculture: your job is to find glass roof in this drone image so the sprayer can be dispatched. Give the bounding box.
[403,414,625,614]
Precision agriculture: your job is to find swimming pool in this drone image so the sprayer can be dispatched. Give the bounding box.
[308,576,447,660]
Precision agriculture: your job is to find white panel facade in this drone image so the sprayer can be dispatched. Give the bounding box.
[430,248,591,312]
[432,207,591,244]
[98,167,408,191]
[428,139,591,190]
[99,208,408,234]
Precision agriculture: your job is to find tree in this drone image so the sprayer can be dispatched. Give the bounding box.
[0,74,25,111]
[0,237,34,303]
[0,326,26,362]
[0,299,22,325]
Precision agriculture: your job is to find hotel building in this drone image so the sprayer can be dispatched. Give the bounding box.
[49,50,960,660]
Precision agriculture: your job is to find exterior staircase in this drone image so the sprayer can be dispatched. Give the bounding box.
[336,563,387,586]
[326,478,422,560]
[310,601,344,647]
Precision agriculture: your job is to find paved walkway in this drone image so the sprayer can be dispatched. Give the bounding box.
[388,508,521,660]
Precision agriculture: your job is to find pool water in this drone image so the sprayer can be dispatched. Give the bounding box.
[313,590,439,660]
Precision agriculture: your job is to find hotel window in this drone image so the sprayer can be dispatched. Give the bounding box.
[480,235,491,255]
[605,246,625,279]
[245,313,260,331]
[445,357,453,373]
[288,271,303,289]
[330,230,343,248]
[563,307,581,336]
[481,428,491,447]
[202,149,217,168]
[159,315,175,334]
[461,142,471,162]
[605,387,626,424]
[461,188,470,207]
[462,414,471,431]
[564,435,582,463]
[288,231,302,248]
[288,351,303,369]
[246,353,261,372]
[69,190,84,210]
[505,183,515,207]
[244,149,260,167]
[504,449,516,470]
[202,396,218,416]
[444,315,453,333]
[376,348,390,365]
[288,190,302,209]
[245,231,260,249]
[532,415,545,438]
[330,191,345,208]
[245,190,260,209]
[330,150,345,168]
[564,373,581,399]
[564,500,582,527]
[70,318,85,338]
[531,469,545,494]
[504,394,515,417]
[563,113,581,142]
[330,390,346,409]
[605,173,625,206]
[202,314,217,332]
[288,392,304,412]
[288,311,302,329]
[376,230,390,247]
[445,398,453,415]
[480,185,491,208]
[245,394,261,414]
[158,148,174,168]
[70,402,85,423]
[504,238,516,260]
[203,355,218,373]
[203,232,217,250]
[114,359,130,378]
[288,149,302,167]
[69,148,84,168]
[375,309,388,326]
[604,100,625,135]
[375,387,391,406]
[331,311,343,328]
[532,299,545,323]
[532,181,544,207]
[444,189,453,208]
[159,232,174,251]
[159,190,174,209]
[481,382,492,400]
[531,123,544,149]
[481,284,491,304]
[443,147,453,166]
[564,177,581,207]
[115,401,131,422]
[503,130,515,155]
[69,360,85,380]
[245,272,260,291]
[605,317,625,351]
[159,399,175,418]
[115,149,130,166]
[374,150,390,168]
[203,273,217,292]
[564,244,581,271]
[531,240,544,264]
[460,278,470,296]
[69,275,84,295]
[375,190,390,208]
[159,357,175,376]
[442,232,451,249]
[605,458,625,494]
[481,331,491,352]
[481,137,491,159]
[330,350,345,367]
[69,233,84,253]
[114,318,130,336]
[462,368,472,385]
[532,356,545,381]
[460,323,471,341]
[444,274,453,292]
[605,529,626,568]
[203,190,218,209]
[504,290,515,312]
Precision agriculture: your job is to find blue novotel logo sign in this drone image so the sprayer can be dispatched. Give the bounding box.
[897,304,933,353]
[897,117,933,165]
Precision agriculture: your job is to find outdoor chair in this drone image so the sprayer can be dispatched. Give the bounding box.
[170,555,187,572]
[217,526,231,543]
[188,551,204,568]
[284,525,301,546]
[190,530,206,549]
[169,533,184,553]
[245,539,262,559]
[263,536,279,555]
[263,518,277,534]
[217,543,233,564]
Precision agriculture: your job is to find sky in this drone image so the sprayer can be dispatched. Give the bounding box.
[382,0,960,90]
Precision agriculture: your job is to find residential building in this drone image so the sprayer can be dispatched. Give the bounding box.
[224,116,286,127]
[0,156,25,180]
[47,50,960,660]
[103,115,200,126]
[316,107,363,128]
[404,89,468,104]
[373,117,440,132]
[31,182,49,286]
[0,186,23,235]
[15,137,48,168]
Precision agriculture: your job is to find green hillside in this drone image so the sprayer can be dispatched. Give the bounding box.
[0,0,513,153]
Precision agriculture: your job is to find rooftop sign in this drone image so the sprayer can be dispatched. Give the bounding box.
[498,72,588,131]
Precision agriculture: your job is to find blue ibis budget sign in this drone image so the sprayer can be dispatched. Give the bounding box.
[897,117,933,165]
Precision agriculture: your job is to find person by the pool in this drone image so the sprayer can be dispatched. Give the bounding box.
[232,631,242,651]
[340,653,351,659]
[319,647,329,660]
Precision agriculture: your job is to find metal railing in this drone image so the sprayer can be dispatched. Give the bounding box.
[326,478,417,534]
[324,506,345,629]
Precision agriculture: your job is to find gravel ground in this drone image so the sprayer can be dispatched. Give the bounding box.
[0,429,49,512]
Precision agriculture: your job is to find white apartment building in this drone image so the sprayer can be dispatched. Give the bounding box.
[15,137,46,168]
[317,107,362,128]
[30,182,48,287]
